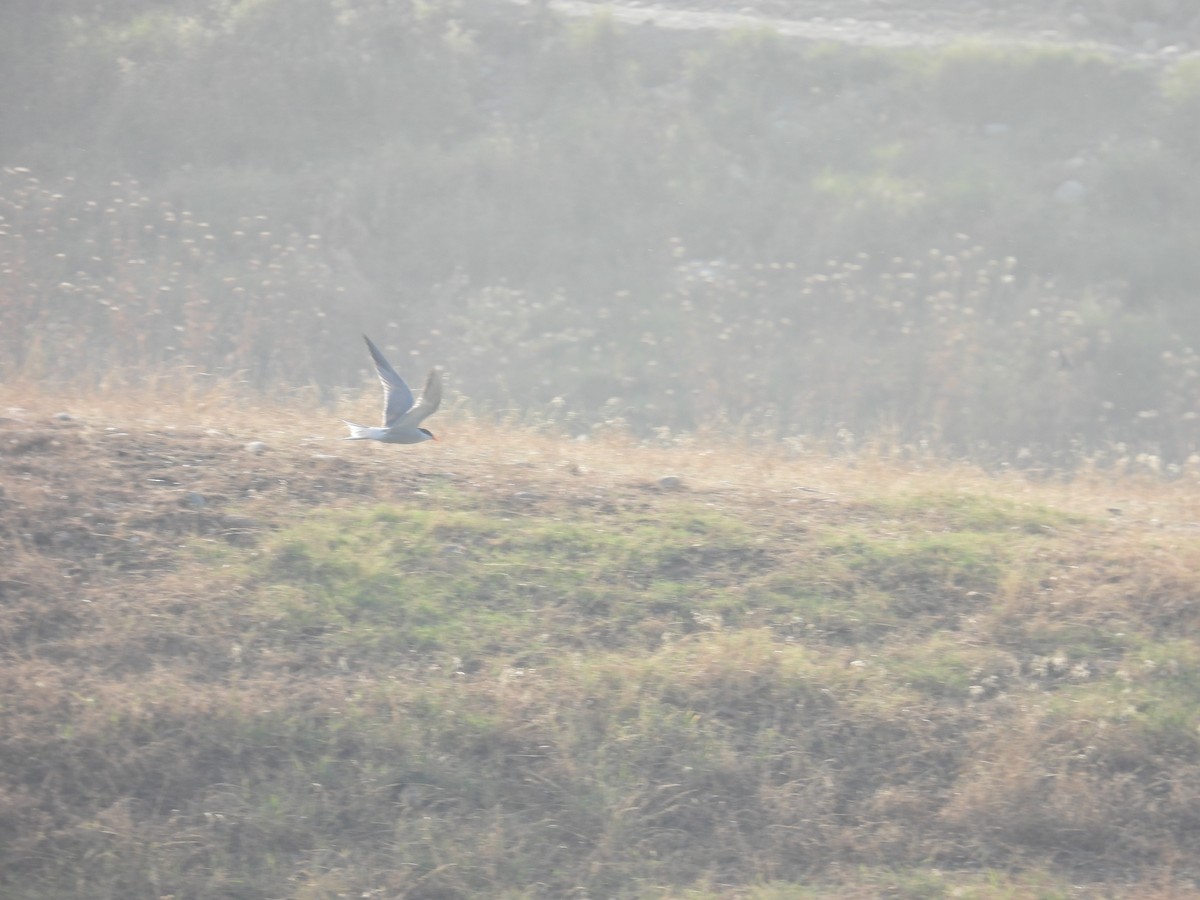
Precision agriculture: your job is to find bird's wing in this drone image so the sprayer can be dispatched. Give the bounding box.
[363,335,415,427]
[397,368,442,428]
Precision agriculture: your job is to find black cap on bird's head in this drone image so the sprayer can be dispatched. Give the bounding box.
[421,428,437,442]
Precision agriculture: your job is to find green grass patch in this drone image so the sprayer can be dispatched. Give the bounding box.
[234,499,772,666]
[816,527,1005,629]
[868,490,1081,534]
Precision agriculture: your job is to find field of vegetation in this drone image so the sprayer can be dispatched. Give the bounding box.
[4,1,1200,465]
[5,1,1200,895]
[2,381,1200,897]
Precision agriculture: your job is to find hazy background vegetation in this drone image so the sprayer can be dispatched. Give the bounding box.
[4,0,1200,465]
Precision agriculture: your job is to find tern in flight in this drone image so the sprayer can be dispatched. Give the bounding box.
[343,335,442,444]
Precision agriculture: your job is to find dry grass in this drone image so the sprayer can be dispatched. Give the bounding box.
[3,376,1200,898]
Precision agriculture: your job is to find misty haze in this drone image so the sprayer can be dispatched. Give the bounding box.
[4,0,1200,466]
[3,1,1200,897]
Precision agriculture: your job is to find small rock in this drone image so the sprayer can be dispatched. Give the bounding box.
[54,412,74,421]
[244,441,268,455]
[657,474,684,490]
[183,491,206,509]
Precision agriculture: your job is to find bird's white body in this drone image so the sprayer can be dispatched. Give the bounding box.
[344,335,442,444]
[343,423,430,444]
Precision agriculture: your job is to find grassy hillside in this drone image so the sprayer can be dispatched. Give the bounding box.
[2,379,1199,897]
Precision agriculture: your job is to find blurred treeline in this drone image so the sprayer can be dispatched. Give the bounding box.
[4,0,1200,466]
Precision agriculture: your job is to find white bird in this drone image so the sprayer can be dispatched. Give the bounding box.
[343,335,442,444]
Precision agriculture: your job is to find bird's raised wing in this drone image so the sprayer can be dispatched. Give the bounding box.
[363,335,415,427]
[397,368,442,428]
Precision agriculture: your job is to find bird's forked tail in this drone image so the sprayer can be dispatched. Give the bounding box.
[342,420,372,440]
